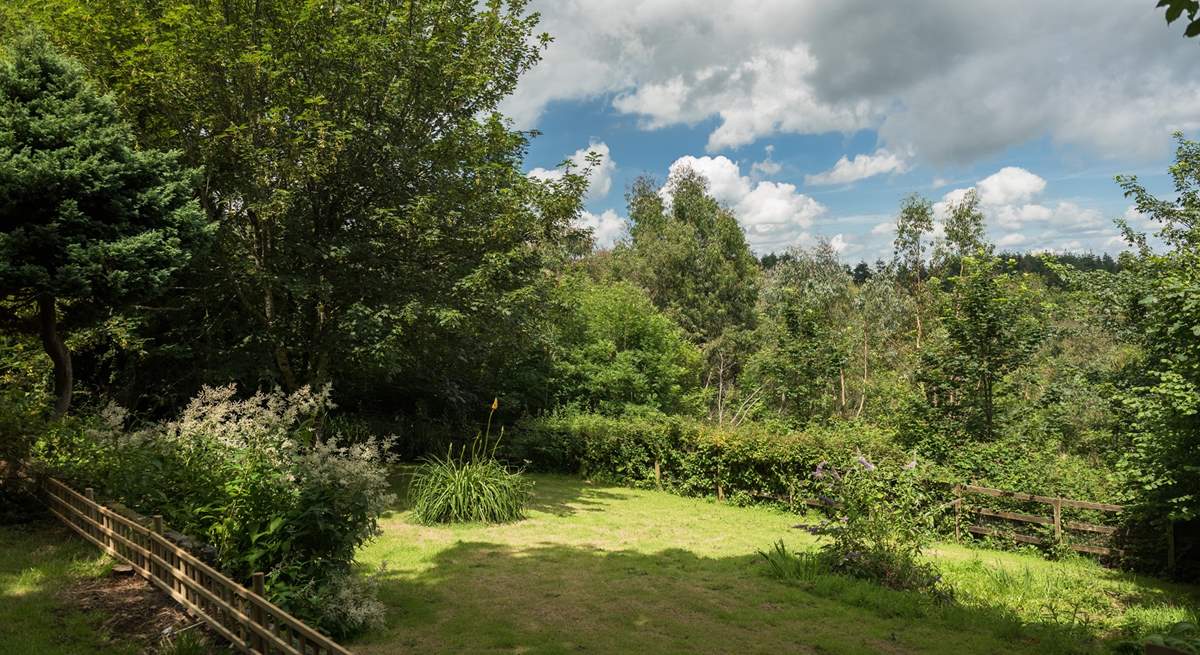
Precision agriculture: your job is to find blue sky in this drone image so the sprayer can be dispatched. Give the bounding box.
[511,1,1197,261]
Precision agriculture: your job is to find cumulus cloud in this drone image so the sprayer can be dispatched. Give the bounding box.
[975,167,1047,206]
[751,145,782,176]
[805,149,909,186]
[575,209,627,249]
[664,154,826,253]
[507,0,1200,164]
[528,141,616,200]
[930,166,1117,255]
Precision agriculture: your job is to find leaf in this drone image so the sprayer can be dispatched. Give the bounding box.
[1186,19,1200,36]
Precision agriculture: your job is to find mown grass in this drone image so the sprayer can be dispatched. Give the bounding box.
[0,520,136,655]
[353,472,1198,655]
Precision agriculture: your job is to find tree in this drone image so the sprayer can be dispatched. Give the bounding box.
[1115,134,1200,525]
[745,242,853,422]
[913,256,1045,451]
[615,168,761,422]
[0,33,205,416]
[938,189,989,275]
[893,194,934,347]
[552,279,701,416]
[20,1,587,416]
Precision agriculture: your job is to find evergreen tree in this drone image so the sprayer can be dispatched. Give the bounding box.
[0,33,206,416]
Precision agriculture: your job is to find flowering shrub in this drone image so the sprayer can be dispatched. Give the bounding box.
[33,385,395,637]
[805,455,949,597]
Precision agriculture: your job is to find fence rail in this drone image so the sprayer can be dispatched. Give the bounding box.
[42,476,353,655]
[954,483,1123,556]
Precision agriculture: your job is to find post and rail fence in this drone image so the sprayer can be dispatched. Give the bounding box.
[41,475,353,655]
[953,483,1124,557]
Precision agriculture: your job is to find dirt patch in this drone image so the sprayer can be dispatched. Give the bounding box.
[57,568,207,652]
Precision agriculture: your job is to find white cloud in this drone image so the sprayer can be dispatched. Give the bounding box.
[575,209,627,249]
[664,154,826,253]
[805,148,909,186]
[751,145,782,176]
[528,141,617,200]
[507,1,1200,164]
[996,232,1028,247]
[871,221,895,236]
[975,167,1046,206]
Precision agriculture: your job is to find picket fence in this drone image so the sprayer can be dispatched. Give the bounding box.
[42,476,353,655]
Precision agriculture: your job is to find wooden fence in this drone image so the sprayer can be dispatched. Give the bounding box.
[954,483,1123,556]
[42,476,353,655]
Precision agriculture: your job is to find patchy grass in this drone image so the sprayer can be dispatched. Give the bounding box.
[354,473,1198,655]
[0,520,138,655]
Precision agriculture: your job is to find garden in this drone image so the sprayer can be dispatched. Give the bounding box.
[3,1,1200,654]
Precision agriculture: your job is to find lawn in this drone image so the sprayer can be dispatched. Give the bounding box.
[353,473,1199,655]
[0,521,137,655]
[3,474,1196,654]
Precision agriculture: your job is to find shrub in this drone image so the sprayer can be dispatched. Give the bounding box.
[32,385,395,637]
[758,540,824,585]
[410,435,532,524]
[804,455,948,597]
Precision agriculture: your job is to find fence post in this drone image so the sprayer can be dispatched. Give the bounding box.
[953,484,962,542]
[252,572,265,652]
[84,488,96,543]
[654,457,662,490]
[1052,498,1062,543]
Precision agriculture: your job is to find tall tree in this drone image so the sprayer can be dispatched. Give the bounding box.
[939,189,989,275]
[0,33,206,416]
[22,0,587,407]
[616,169,761,421]
[1116,133,1200,526]
[893,193,934,347]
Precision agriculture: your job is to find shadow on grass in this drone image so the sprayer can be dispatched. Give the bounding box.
[352,537,1169,655]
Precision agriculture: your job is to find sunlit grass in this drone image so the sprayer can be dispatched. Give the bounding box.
[0,521,135,655]
[355,473,1198,655]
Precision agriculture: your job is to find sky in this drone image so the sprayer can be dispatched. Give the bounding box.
[511,0,1200,261]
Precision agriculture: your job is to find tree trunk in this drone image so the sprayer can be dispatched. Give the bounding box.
[37,295,72,418]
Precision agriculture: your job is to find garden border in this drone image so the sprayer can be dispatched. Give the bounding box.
[41,475,353,655]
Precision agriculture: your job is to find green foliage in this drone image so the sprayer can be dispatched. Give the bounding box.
[410,436,532,525]
[614,169,761,418]
[758,539,825,585]
[1142,622,1200,654]
[1115,135,1200,531]
[551,278,702,415]
[508,410,909,505]
[805,456,948,596]
[1158,0,1200,38]
[32,385,395,637]
[745,242,854,422]
[19,0,586,419]
[0,32,208,415]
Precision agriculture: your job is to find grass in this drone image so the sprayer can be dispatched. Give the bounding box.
[0,520,137,655]
[353,472,1199,655]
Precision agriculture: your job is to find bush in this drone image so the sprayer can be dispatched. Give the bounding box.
[804,455,948,597]
[410,435,532,524]
[32,385,395,637]
[507,409,912,506]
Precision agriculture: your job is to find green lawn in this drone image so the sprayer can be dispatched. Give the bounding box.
[0,521,137,655]
[354,473,1199,655]
[5,475,1196,654]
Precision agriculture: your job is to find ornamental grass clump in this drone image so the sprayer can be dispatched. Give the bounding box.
[410,404,532,524]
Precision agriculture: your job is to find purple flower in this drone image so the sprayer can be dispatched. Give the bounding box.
[903,458,917,470]
[857,455,876,471]
[812,461,828,479]
[818,494,836,507]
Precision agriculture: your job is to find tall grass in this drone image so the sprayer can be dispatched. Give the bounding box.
[409,431,532,524]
